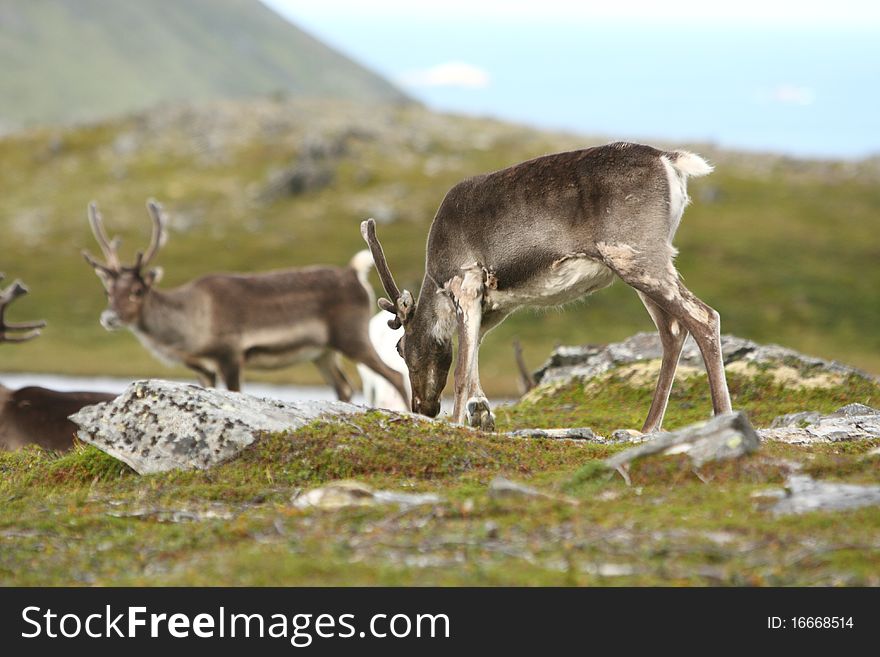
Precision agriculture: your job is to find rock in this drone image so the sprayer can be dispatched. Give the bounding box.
[533,332,873,386]
[768,410,823,429]
[603,411,760,470]
[506,427,602,441]
[764,475,880,515]
[69,379,366,474]
[760,404,880,444]
[262,159,335,199]
[291,480,441,510]
[488,476,578,505]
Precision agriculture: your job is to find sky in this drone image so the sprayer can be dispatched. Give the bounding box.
[262,1,880,158]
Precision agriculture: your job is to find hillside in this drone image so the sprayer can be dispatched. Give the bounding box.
[1,98,879,394]
[0,0,408,130]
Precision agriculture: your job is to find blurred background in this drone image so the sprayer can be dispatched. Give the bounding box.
[1,0,878,396]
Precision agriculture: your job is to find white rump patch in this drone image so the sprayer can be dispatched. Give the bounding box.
[660,156,690,236]
[349,250,374,286]
[669,151,714,177]
[357,312,411,412]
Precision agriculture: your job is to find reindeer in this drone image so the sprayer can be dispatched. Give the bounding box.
[83,200,408,402]
[0,276,114,451]
[512,339,536,395]
[356,311,411,412]
[361,142,732,431]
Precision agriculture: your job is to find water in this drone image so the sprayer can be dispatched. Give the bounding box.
[0,372,355,404]
[0,373,509,415]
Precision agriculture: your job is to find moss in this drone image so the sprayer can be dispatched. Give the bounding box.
[498,372,880,435]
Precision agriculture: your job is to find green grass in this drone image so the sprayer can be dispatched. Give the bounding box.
[1,99,878,396]
[2,374,879,586]
[497,370,880,435]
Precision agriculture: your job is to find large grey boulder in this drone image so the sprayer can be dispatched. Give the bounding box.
[534,332,873,386]
[604,411,760,470]
[70,380,366,475]
[760,404,880,444]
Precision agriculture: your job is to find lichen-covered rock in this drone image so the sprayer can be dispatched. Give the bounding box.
[760,404,880,443]
[69,379,366,474]
[603,411,760,469]
[763,475,880,515]
[534,332,873,386]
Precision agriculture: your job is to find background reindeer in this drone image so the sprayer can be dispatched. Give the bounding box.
[362,142,732,431]
[356,311,411,412]
[1,276,114,451]
[84,200,408,402]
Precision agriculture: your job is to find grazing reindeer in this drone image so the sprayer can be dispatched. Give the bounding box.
[361,142,732,431]
[0,276,114,451]
[83,200,408,401]
[356,311,411,412]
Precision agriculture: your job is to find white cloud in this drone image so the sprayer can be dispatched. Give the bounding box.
[772,84,816,106]
[755,84,817,106]
[397,61,491,89]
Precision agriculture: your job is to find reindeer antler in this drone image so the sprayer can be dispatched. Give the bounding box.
[141,199,168,268]
[0,274,46,343]
[83,201,122,273]
[360,218,413,329]
[83,200,169,274]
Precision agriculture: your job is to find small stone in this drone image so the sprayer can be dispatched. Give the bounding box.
[292,480,440,510]
[760,404,880,444]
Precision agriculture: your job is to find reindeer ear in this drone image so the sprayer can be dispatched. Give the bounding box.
[145,267,164,286]
[378,297,395,313]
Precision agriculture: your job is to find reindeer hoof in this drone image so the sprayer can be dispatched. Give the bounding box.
[466,397,495,431]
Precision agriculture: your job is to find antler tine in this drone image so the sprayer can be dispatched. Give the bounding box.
[143,199,168,268]
[360,218,401,303]
[88,201,121,270]
[0,279,46,343]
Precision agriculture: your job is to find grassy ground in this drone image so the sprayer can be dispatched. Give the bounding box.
[2,368,878,586]
[1,99,879,395]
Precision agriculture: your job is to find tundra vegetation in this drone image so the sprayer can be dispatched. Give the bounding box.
[1,100,878,585]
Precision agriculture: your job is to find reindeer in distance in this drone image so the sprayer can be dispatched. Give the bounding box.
[83,200,408,403]
[0,276,114,451]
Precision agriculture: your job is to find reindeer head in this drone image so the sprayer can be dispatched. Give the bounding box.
[83,200,167,331]
[360,219,452,417]
[0,275,46,343]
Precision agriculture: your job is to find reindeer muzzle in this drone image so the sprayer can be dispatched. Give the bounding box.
[100,310,124,331]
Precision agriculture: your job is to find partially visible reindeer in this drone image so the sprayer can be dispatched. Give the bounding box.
[361,142,732,431]
[357,311,410,412]
[512,339,536,395]
[0,276,115,451]
[83,200,408,402]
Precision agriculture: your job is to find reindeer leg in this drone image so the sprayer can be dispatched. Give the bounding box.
[637,291,688,432]
[448,266,494,431]
[219,357,242,392]
[337,339,408,407]
[187,363,217,388]
[315,351,354,402]
[597,243,732,425]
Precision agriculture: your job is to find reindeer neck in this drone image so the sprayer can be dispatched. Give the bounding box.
[413,274,456,345]
[136,286,194,346]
